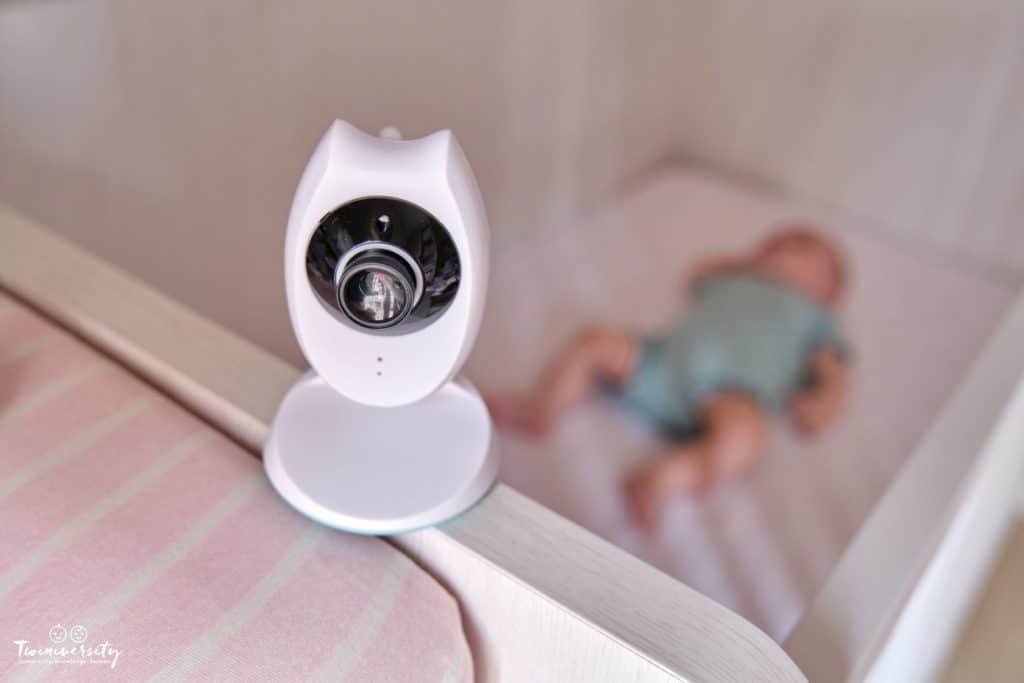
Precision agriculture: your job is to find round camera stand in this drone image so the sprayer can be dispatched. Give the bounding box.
[263,371,499,535]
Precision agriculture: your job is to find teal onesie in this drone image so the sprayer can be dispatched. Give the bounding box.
[618,273,845,434]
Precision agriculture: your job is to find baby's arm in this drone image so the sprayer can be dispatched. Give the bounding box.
[788,348,847,435]
[487,326,638,436]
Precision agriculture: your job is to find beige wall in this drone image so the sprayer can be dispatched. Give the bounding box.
[3,1,1023,364]
[667,1,1024,279]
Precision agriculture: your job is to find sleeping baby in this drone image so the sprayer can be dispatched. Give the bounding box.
[488,226,849,528]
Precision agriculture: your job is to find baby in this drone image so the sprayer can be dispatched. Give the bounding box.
[489,226,849,528]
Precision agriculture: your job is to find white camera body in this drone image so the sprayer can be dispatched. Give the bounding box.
[264,120,499,535]
[285,119,489,405]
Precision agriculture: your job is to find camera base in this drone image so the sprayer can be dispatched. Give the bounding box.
[263,372,499,535]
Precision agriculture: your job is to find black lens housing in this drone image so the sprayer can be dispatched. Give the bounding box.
[306,197,461,334]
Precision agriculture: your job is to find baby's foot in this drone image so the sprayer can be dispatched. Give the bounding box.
[623,467,664,532]
[484,394,551,437]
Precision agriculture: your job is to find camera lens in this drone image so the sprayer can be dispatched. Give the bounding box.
[337,251,417,328]
[308,197,459,332]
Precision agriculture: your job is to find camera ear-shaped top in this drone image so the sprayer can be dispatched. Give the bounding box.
[284,120,490,407]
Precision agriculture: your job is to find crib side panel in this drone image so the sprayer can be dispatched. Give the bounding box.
[786,289,1024,682]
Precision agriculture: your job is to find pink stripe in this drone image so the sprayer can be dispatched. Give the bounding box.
[0,408,197,573]
[0,290,472,681]
[346,569,471,683]
[0,310,52,355]
[189,532,391,682]
[0,333,93,393]
[0,439,249,635]
[0,371,142,477]
[95,493,308,680]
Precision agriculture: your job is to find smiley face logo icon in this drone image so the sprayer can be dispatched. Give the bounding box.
[49,624,67,644]
[69,624,88,644]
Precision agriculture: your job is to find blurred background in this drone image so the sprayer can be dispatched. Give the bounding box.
[2,1,1023,366]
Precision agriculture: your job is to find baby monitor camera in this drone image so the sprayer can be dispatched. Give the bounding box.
[263,120,499,534]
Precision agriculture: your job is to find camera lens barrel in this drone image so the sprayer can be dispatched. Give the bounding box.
[306,197,461,333]
[335,248,422,328]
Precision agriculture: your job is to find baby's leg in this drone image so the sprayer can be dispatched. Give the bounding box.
[625,392,767,528]
[488,325,638,435]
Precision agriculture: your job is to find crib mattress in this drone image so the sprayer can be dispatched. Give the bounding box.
[0,291,472,681]
[469,169,1015,640]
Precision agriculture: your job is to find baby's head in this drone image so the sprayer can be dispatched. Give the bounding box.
[753,226,845,307]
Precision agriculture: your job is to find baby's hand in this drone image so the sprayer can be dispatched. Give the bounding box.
[484,394,551,437]
[788,395,829,435]
[789,349,846,436]
[624,468,662,532]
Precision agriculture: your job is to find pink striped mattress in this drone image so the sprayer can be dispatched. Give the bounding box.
[469,169,1015,641]
[0,291,472,681]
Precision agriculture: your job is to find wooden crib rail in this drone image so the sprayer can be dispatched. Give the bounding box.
[0,205,806,682]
